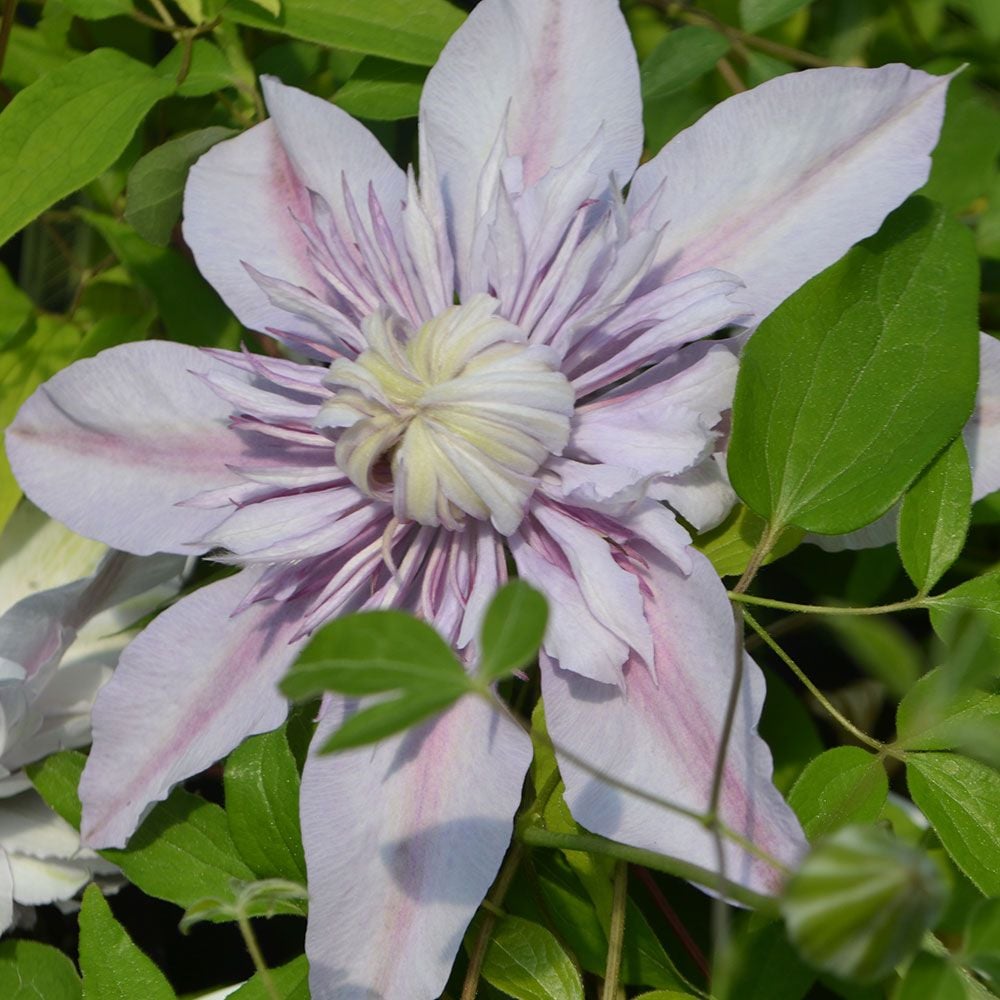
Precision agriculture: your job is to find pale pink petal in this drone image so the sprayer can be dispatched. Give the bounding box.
[543,548,806,895]
[80,568,307,848]
[628,65,950,322]
[419,0,642,289]
[652,455,738,533]
[184,78,406,339]
[6,343,270,556]
[301,694,531,1000]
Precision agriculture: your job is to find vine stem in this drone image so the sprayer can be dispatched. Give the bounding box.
[728,592,929,616]
[519,828,779,915]
[236,914,280,1000]
[602,862,628,1000]
[707,523,780,968]
[742,607,887,753]
[460,842,525,1000]
[482,693,787,874]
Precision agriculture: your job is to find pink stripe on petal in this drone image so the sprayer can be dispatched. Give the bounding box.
[628,65,950,323]
[79,568,307,848]
[420,0,642,294]
[6,343,267,556]
[542,548,805,896]
[301,693,531,1000]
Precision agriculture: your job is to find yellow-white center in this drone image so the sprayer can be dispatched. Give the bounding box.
[315,295,574,535]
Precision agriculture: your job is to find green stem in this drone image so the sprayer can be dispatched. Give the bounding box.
[486,694,785,872]
[0,0,16,91]
[236,914,279,1000]
[742,608,887,753]
[461,842,524,1000]
[520,827,779,915]
[602,862,629,1000]
[727,593,928,616]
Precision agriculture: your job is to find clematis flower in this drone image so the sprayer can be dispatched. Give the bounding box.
[0,502,185,932]
[6,0,955,994]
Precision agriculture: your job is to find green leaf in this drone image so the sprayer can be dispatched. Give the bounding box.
[787,747,888,840]
[898,436,972,593]
[693,504,802,577]
[228,955,310,999]
[125,127,237,246]
[921,75,1000,214]
[480,914,585,1000]
[79,211,241,348]
[633,994,699,999]
[964,897,1000,988]
[79,885,176,1000]
[0,263,33,349]
[740,0,811,32]
[929,572,1000,653]
[0,26,82,91]
[897,953,966,1000]
[640,27,730,102]
[781,825,947,984]
[478,581,547,683]
[0,316,82,529]
[715,918,815,1000]
[282,610,469,699]
[0,940,82,1000]
[29,750,259,912]
[728,199,979,535]
[319,688,463,753]
[0,49,173,247]
[156,40,241,98]
[907,753,1000,896]
[334,57,426,120]
[224,0,466,66]
[61,0,132,18]
[896,667,1000,752]
[224,726,306,882]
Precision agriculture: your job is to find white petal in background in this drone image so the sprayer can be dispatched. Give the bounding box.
[0,503,186,931]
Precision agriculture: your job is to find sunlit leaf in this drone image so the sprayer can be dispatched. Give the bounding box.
[0,940,81,1000]
[0,49,173,246]
[907,753,1000,896]
[729,199,979,534]
[480,914,584,1000]
[898,436,972,593]
[79,885,176,1000]
[478,581,547,683]
[334,57,426,120]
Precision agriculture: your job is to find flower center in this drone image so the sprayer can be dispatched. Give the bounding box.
[315,295,574,535]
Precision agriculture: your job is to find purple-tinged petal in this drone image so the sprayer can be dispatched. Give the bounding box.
[419,0,642,290]
[6,343,273,556]
[79,568,307,848]
[301,694,531,1000]
[628,66,950,322]
[652,456,738,533]
[543,548,806,895]
[184,79,407,341]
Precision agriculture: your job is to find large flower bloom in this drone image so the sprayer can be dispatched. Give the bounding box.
[7,0,956,995]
